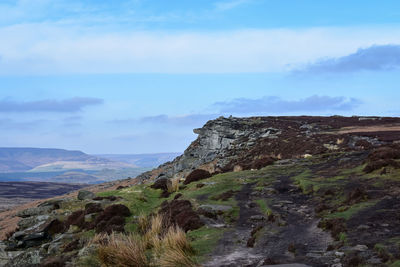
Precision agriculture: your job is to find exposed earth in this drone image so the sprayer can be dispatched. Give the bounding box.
[1,116,400,267]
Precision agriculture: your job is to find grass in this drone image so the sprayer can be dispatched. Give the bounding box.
[167,177,180,193]
[326,200,378,220]
[97,233,148,267]
[255,199,273,217]
[96,184,177,233]
[95,214,197,267]
[338,232,348,244]
[188,226,226,262]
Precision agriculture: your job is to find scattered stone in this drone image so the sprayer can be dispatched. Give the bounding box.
[199,204,233,213]
[335,251,345,257]
[250,215,265,221]
[16,206,55,218]
[357,224,370,230]
[352,244,368,252]
[18,215,50,229]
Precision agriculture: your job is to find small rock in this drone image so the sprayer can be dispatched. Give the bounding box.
[335,251,345,257]
[250,215,265,221]
[77,190,95,200]
[48,242,62,254]
[356,224,370,230]
[366,257,382,265]
[199,204,233,212]
[353,244,368,252]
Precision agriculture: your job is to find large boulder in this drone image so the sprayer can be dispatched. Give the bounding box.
[16,206,55,218]
[77,190,95,200]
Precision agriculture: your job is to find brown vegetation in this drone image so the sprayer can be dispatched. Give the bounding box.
[364,145,400,173]
[158,199,204,232]
[183,169,211,185]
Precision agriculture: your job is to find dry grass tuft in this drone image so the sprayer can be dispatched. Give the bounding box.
[97,233,148,267]
[157,247,198,267]
[162,226,194,254]
[148,213,163,237]
[138,212,150,234]
[95,213,197,267]
[167,177,180,193]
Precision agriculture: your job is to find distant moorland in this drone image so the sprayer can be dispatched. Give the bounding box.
[0,148,179,184]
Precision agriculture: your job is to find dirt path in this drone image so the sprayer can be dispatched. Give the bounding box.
[204,174,335,267]
[204,183,264,266]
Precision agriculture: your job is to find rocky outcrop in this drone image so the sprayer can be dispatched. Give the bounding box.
[138,116,400,182]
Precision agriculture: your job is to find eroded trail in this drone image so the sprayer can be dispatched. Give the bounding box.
[204,169,335,267]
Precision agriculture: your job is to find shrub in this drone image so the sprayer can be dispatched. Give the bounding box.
[65,210,85,228]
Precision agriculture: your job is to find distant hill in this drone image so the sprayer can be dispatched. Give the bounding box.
[0,148,180,183]
[0,147,133,173]
[97,153,181,168]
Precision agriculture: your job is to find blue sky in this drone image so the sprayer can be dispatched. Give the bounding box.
[0,0,400,153]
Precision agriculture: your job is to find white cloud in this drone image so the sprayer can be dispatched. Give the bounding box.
[1,24,400,74]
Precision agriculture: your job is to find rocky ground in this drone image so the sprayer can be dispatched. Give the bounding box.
[1,115,400,266]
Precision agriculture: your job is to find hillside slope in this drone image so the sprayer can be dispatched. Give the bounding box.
[0,148,132,173]
[1,116,400,267]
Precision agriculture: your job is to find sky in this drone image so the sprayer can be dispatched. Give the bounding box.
[1,0,400,154]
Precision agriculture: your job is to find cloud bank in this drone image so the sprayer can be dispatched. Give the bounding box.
[214,95,361,114]
[1,24,400,74]
[0,97,103,113]
[299,45,400,73]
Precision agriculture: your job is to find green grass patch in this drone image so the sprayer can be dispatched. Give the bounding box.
[294,170,317,194]
[326,200,378,220]
[188,226,226,262]
[255,199,272,217]
[338,232,348,244]
[390,260,400,267]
